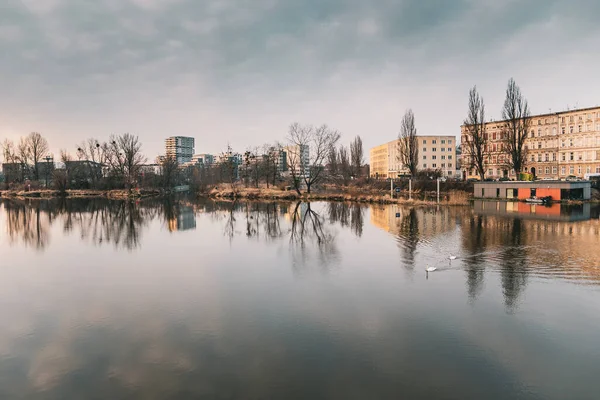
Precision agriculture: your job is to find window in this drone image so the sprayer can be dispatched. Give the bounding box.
[538,120,541,125]
[432,155,437,160]
[562,117,565,123]
[448,155,452,160]
[545,153,549,162]
[537,128,541,137]
[569,139,573,147]
[570,152,574,161]
[423,164,427,168]
[562,127,565,134]
[432,140,437,144]
[448,140,452,144]
[597,166,600,173]
[553,153,556,161]
[432,148,437,152]
[423,140,427,144]
[448,163,452,168]
[432,164,437,168]
[441,140,446,144]
[552,166,557,174]
[448,170,453,175]
[561,166,566,175]
[441,155,446,160]
[538,142,542,149]
[441,163,446,168]
[553,127,557,135]
[587,166,591,173]
[530,130,535,138]
[578,166,582,174]
[531,155,535,162]
[570,116,574,122]
[423,148,427,152]
[578,153,583,161]
[570,166,574,174]
[570,126,574,134]
[423,155,427,160]
[545,167,550,174]
[562,153,566,161]
[537,154,541,162]
[448,147,452,152]
[441,148,445,152]
[579,125,582,132]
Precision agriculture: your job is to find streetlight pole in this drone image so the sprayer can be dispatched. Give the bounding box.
[44,155,53,188]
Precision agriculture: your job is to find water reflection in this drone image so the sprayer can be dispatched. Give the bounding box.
[1,198,600,399]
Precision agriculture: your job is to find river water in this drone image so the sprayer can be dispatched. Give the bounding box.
[0,198,599,400]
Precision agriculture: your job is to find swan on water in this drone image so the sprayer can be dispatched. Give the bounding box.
[448,255,457,260]
[425,266,437,272]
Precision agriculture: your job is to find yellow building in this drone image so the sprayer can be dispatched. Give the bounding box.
[370,136,457,178]
[461,106,600,180]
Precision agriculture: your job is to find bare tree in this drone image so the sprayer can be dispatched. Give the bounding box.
[107,133,146,190]
[77,138,108,186]
[286,123,341,194]
[501,78,531,175]
[338,145,351,185]
[17,137,30,181]
[327,146,338,177]
[1,139,18,186]
[26,132,49,181]
[159,155,179,189]
[398,109,419,177]
[463,86,489,181]
[350,135,364,178]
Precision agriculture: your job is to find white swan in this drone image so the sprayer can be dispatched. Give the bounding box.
[449,255,457,260]
[425,265,437,272]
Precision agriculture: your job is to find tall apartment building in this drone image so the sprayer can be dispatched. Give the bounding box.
[461,106,600,180]
[369,136,457,178]
[165,136,195,164]
[285,144,310,176]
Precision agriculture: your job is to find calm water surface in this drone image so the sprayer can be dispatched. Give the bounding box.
[1,198,599,400]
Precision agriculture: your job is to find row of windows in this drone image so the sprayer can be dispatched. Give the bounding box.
[423,155,453,160]
[422,163,453,169]
[423,148,454,152]
[481,165,600,176]
[534,112,600,126]
[422,139,453,145]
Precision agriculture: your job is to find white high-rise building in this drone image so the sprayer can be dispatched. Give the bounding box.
[165,136,195,164]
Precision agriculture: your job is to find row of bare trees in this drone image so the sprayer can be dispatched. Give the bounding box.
[2,132,50,183]
[328,136,365,185]
[463,78,531,180]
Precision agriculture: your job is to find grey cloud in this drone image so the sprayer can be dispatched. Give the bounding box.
[1,0,599,156]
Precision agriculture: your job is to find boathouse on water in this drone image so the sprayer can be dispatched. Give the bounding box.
[473,181,591,201]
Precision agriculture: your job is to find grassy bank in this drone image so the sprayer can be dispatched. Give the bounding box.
[0,188,163,199]
[204,186,472,205]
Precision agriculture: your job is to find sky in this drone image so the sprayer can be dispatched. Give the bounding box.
[1,0,600,160]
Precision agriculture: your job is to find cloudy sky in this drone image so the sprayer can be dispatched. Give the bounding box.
[1,0,599,159]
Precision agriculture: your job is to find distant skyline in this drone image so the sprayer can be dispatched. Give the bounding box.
[1,0,600,159]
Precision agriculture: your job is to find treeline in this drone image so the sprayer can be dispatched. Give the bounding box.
[2,125,369,194]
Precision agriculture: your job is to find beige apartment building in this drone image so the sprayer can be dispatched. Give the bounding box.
[370,136,457,178]
[461,106,600,180]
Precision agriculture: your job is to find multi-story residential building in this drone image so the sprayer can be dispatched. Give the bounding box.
[461,106,600,180]
[369,136,457,178]
[285,144,310,176]
[165,136,195,164]
[191,154,214,166]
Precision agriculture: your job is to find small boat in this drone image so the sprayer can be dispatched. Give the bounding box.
[525,196,552,204]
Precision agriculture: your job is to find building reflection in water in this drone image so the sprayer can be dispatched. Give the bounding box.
[370,201,600,309]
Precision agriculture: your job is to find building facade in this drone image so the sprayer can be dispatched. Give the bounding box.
[461,106,600,180]
[191,154,215,166]
[165,136,195,164]
[369,136,457,178]
[285,145,310,177]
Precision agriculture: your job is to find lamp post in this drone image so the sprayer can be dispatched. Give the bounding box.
[44,155,53,188]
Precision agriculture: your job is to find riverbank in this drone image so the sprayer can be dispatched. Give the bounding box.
[203,187,472,205]
[0,189,163,199]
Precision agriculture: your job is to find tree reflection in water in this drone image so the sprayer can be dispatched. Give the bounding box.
[398,208,419,271]
[500,218,528,312]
